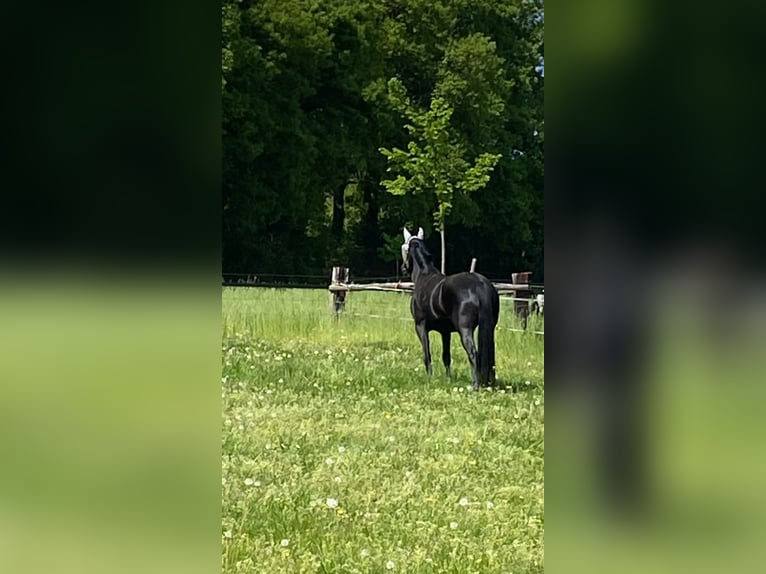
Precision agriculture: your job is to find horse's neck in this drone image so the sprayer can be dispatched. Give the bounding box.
[410,243,440,282]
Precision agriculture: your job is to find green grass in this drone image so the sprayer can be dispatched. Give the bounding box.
[221,287,544,573]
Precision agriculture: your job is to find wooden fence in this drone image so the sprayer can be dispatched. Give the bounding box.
[328,266,544,330]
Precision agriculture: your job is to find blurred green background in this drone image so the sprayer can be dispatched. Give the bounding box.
[0,273,220,574]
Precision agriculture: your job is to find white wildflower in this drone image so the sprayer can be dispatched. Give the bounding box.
[280,539,289,547]
[450,521,458,529]
[459,497,469,507]
[338,446,346,454]
[326,497,338,509]
[223,529,232,539]
[386,560,395,570]
[244,478,254,486]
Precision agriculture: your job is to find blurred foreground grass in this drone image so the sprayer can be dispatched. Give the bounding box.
[0,276,220,574]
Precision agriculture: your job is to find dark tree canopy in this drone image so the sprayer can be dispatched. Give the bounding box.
[223,0,544,280]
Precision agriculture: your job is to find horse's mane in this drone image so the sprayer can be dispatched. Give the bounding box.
[409,238,438,273]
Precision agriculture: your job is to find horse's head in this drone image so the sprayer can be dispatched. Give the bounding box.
[401,227,424,274]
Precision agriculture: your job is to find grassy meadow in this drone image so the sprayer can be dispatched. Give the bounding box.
[221,287,544,573]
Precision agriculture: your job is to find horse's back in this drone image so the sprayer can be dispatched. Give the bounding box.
[445,272,497,301]
[443,272,499,325]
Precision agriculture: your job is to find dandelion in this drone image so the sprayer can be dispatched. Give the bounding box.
[280,539,289,547]
[223,529,232,539]
[386,560,396,570]
[326,497,338,509]
[450,521,458,529]
[459,497,469,507]
[338,446,346,454]
[336,507,346,516]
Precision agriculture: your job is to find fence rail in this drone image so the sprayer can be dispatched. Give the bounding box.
[222,272,543,290]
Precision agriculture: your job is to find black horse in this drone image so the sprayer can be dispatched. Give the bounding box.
[401,227,500,389]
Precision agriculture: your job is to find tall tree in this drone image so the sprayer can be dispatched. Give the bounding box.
[380,78,501,273]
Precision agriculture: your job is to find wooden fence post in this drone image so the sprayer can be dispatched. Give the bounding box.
[330,267,349,316]
[511,271,533,330]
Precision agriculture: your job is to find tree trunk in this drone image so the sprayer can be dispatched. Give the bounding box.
[440,229,446,274]
[362,181,379,254]
[331,181,346,237]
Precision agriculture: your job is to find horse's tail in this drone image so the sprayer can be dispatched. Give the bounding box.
[477,283,499,386]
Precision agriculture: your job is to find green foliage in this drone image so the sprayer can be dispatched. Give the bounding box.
[223,0,544,278]
[380,79,501,233]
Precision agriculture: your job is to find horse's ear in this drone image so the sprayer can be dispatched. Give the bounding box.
[403,227,412,242]
[417,227,424,239]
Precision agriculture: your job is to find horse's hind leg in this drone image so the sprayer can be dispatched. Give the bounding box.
[415,320,432,375]
[489,327,496,385]
[458,328,479,390]
[441,331,452,378]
